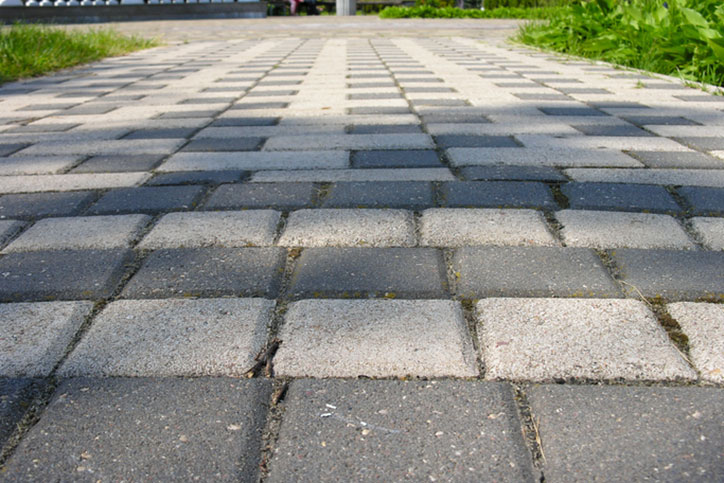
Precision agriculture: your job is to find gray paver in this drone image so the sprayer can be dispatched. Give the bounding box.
[4,215,150,252]
[71,154,165,173]
[476,298,694,381]
[279,209,415,247]
[613,249,724,300]
[267,380,534,482]
[556,210,694,249]
[204,182,315,210]
[564,168,724,187]
[61,298,273,377]
[351,149,442,168]
[289,248,447,298]
[87,185,205,215]
[121,247,285,299]
[322,181,434,209]
[690,217,724,250]
[263,134,433,151]
[446,147,640,168]
[528,385,724,481]
[251,168,455,182]
[460,165,567,181]
[0,173,150,194]
[0,379,40,447]
[0,249,133,302]
[0,156,78,175]
[0,219,23,246]
[629,151,723,169]
[562,182,681,213]
[441,181,556,208]
[0,301,93,376]
[2,378,271,482]
[275,300,477,377]
[453,246,620,298]
[138,211,280,249]
[678,186,724,215]
[159,151,349,171]
[667,302,724,383]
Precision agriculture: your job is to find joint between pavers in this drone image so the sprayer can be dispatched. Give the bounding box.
[511,384,546,479]
[459,298,486,378]
[311,182,333,207]
[648,301,697,376]
[541,210,566,247]
[257,379,290,482]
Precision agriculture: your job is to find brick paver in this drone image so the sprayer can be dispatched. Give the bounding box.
[1,20,723,480]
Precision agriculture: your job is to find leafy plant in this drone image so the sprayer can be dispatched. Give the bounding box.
[380,5,565,18]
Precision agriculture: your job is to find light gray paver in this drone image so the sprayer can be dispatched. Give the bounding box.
[274,299,478,378]
[0,301,93,376]
[251,168,455,182]
[446,147,642,168]
[137,210,280,249]
[565,168,724,187]
[667,302,724,383]
[263,134,434,151]
[0,156,79,175]
[60,298,274,377]
[690,217,724,250]
[517,134,692,152]
[556,210,694,249]
[3,215,150,252]
[16,139,185,156]
[476,298,695,381]
[158,151,349,171]
[420,208,558,247]
[0,172,151,194]
[278,209,415,247]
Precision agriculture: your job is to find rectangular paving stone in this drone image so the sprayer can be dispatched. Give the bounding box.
[678,186,724,215]
[145,170,246,186]
[138,211,280,249]
[252,168,455,182]
[0,379,41,447]
[289,248,447,298]
[348,106,411,115]
[71,154,165,173]
[562,182,681,213]
[0,301,93,376]
[121,247,285,299]
[674,94,724,102]
[621,115,700,126]
[519,134,689,152]
[0,143,30,156]
[86,185,205,215]
[347,124,422,135]
[528,385,724,481]
[1,378,271,482]
[556,210,693,249]
[421,208,557,247]
[210,116,279,127]
[538,106,607,116]
[279,209,415,247]
[460,165,567,181]
[0,249,133,302]
[322,181,434,209]
[263,134,433,151]
[274,300,477,378]
[123,127,198,140]
[667,302,724,383]
[61,298,273,377]
[267,380,534,482]
[0,219,23,247]
[351,150,442,168]
[434,135,519,148]
[182,137,265,152]
[628,151,724,169]
[16,139,184,156]
[0,156,78,176]
[446,147,641,168]
[159,151,349,171]
[572,124,653,137]
[0,173,150,194]
[690,217,724,250]
[476,298,694,381]
[204,182,315,210]
[612,249,724,300]
[441,181,556,209]
[564,168,724,187]
[676,136,724,152]
[453,246,620,298]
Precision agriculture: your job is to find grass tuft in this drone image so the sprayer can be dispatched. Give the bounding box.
[0,23,158,83]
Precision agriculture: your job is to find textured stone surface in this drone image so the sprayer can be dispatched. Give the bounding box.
[0,192,95,219]
[678,186,724,215]
[441,181,556,208]
[562,182,680,213]
[0,173,150,194]
[122,247,285,299]
[690,217,724,250]
[159,151,349,171]
[251,168,455,182]
[87,185,205,215]
[0,379,40,447]
[420,208,557,247]
[351,149,442,168]
[61,298,273,377]
[528,385,724,481]
[138,211,280,249]
[4,215,150,252]
[667,302,724,383]
[267,380,534,482]
[0,301,93,376]
[565,168,724,188]
[2,378,271,482]
[279,209,415,247]
[205,182,315,210]
[476,298,694,381]
[275,300,477,377]
[322,181,434,209]
[453,246,620,298]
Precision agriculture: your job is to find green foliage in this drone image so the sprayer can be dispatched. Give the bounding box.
[517,0,724,87]
[380,5,564,18]
[484,0,570,7]
[0,24,157,83]
[414,0,456,8]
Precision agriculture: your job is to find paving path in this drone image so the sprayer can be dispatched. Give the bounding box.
[0,19,723,481]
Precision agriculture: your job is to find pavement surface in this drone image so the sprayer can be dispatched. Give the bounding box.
[0,17,723,482]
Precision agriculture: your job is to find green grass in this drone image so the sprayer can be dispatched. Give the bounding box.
[379,5,565,19]
[517,0,724,87]
[0,24,158,83]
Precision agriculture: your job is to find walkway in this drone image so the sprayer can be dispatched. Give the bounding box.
[0,18,722,481]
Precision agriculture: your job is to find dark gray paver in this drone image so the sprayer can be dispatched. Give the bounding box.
[0,144,29,156]
[0,378,41,447]
[441,181,556,208]
[0,249,133,301]
[211,117,279,127]
[204,182,315,210]
[229,102,289,110]
[158,109,219,119]
[538,106,607,117]
[289,247,447,298]
[434,135,520,148]
[674,94,724,102]
[183,137,265,152]
[513,93,571,101]
[57,105,117,116]
[460,165,567,181]
[146,170,247,186]
[123,127,198,140]
[322,182,433,209]
[612,248,724,300]
[411,99,468,106]
[267,380,534,483]
[2,378,271,482]
[529,385,724,482]
[122,247,285,298]
[675,137,724,151]
[351,150,442,168]
[677,186,724,215]
[630,151,724,169]
[453,246,620,298]
[348,125,422,134]
[562,182,681,213]
[0,191,96,219]
[572,124,653,137]
[347,93,402,100]
[348,106,411,115]
[557,87,611,94]
[71,154,165,173]
[621,115,700,126]
[87,185,205,215]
